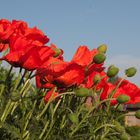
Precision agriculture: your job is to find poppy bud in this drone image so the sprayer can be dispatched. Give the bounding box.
[93,74,101,85]
[97,44,107,53]
[75,88,92,97]
[10,91,21,102]
[125,67,137,77]
[68,113,79,124]
[107,65,119,77]
[93,53,106,64]
[53,48,61,57]
[119,133,129,140]
[117,94,130,104]
[135,110,140,119]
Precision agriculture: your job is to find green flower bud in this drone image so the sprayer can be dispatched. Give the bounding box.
[68,113,79,124]
[93,53,106,64]
[119,133,129,140]
[125,67,137,77]
[97,44,107,53]
[10,91,21,102]
[117,94,130,104]
[93,74,101,85]
[135,110,140,119]
[53,48,61,57]
[107,65,119,77]
[75,88,92,97]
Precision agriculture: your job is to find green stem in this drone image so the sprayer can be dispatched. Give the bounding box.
[36,100,51,121]
[22,130,29,140]
[116,113,134,121]
[70,106,96,137]
[11,79,31,115]
[36,87,57,120]
[69,97,116,137]
[39,121,49,139]
[43,121,55,140]
[1,78,30,125]
[37,91,74,120]
[23,100,37,133]
[93,124,114,133]
[41,99,62,139]
[107,76,126,113]
[0,66,13,97]
[0,85,5,97]
[5,65,13,81]
[0,100,15,124]
[17,70,28,89]
[39,98,44,109]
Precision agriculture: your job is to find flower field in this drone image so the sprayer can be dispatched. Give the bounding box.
[0,19,140,140]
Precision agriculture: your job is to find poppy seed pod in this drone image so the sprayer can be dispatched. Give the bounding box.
[125,67,137,77]
[75,87,92,97]
[107,65,119,77]
[117,94,130,104]
[53,48,61,57]
[93,53,106,64]
[93,74,101,85]
[97,44,107,53]
[68,113,79,124]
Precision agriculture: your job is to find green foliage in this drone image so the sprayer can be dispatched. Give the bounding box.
[125,126,140,139]
[0,66,138,140]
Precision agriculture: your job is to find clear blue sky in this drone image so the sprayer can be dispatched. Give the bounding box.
[0,0,140,85]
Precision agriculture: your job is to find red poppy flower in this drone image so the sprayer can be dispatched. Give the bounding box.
[10,20,49,45]
[72,46,99,67]
[50,43,64,60]
[24,27,49,45]
[36,75,55,89]
[44,88,58,103]
[118,80,140,104]
[72,46,92,67]
[84,71,108,88]
[11,20,28,37]
[0,43,9,52]
[100,82,125,105]
[100,80,140,105]
[37,57,85,88]
[2,45,55,70]
[0,19,13,41]
[54,63,85,87]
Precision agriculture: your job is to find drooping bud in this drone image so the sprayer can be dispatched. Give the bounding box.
[93,53,106,64]
[97,44,107,53]
[75,87,92,97]
[135,110,140,119]
[53,48,61,57]
[107,65,119,77]
[68,113,79,124]
[117,94,130,104]
[125,67,137,77]
[93,74,101,85]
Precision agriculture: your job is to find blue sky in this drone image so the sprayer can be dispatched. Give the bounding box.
[0,0,140,85]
